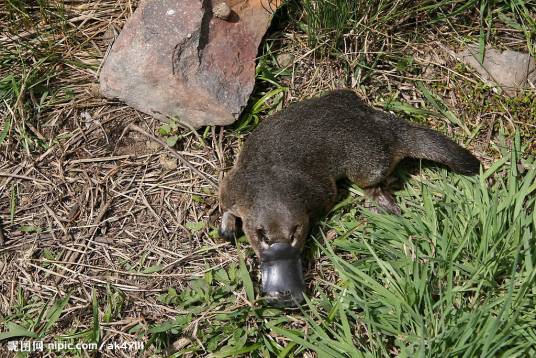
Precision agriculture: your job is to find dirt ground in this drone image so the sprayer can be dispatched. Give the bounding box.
[0,1,245,354]
[1,0,535,357]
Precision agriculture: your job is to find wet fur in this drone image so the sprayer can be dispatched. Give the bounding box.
[219,90,480,257]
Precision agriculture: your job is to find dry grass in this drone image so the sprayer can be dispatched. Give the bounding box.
[0,0,535,356]
[0,1,250,356]
[269,11,535,150]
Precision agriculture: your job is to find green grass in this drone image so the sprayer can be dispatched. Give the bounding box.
[0,0,97,155]
[147,133,535,356]
[2,134,533,357]
[283,133,536,357]
[232,42,289,133]
[293,0,536,54]
[1,0,535,357]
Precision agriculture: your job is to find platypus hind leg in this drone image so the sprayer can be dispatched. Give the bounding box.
[364,186,401,215]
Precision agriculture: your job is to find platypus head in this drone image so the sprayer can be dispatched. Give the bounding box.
[243,200,310,307]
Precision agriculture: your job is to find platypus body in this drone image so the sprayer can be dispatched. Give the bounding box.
[219,89,480,306]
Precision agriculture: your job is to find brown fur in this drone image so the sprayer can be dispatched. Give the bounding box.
[219,89,480,258]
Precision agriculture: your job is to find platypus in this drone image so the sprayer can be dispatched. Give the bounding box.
[219,89,480,306]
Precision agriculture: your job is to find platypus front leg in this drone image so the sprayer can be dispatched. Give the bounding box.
[219,211,238,241]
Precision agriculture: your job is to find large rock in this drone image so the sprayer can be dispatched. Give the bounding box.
[100,0,281,128]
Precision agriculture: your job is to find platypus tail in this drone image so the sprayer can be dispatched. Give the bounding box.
[397,123,481,175]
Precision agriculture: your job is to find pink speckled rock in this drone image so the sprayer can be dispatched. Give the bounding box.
[99,0,281,127]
